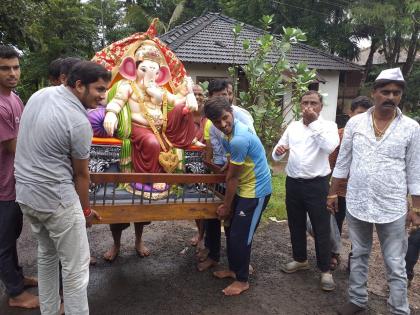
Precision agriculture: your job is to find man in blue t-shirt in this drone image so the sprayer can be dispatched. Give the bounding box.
[204,96,272,296]
[204,79,254,167]
[198,79,255,272]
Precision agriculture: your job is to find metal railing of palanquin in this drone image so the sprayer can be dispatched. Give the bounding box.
[89,172,226,224]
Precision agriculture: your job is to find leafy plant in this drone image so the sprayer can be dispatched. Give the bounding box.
[198,81,209,94]
[229,15,316,151]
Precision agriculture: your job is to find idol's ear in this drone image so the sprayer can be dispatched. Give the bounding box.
[155,65,171,86]
[119,57,137,81]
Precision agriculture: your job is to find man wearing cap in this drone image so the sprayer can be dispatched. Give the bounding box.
[328,68,420,315]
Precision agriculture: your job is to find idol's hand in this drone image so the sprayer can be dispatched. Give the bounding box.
[185,76,194,94]
[185,93,198,111]
[104,111,118,136]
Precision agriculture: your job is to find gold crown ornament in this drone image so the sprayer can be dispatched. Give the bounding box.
[134,40,164,65]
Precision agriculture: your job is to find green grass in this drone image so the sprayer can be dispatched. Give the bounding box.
[262,172,287,221]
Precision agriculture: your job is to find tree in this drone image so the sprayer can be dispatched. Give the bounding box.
[230,15,316,151]
[222,0,360,60]
[122,0,219,33]
[168,0,222,26]
[403,62,420,114]
[0,0,41,51]
[350,0,420,78]
[11,0,99,101]
[86,0,131,47]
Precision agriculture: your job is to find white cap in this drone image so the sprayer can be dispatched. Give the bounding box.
[375,68,405,82]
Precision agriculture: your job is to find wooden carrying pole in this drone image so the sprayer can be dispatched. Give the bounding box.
[89,173,226,224]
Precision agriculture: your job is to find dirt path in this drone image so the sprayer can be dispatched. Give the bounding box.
[1,219,418,314]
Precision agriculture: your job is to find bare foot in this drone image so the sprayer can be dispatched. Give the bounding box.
[135,240,150,257]
[196,247,209,261]
[8,291,39,309]
[213,269,236,279]
[23,276,38,288]
[153,182,166,191]
[103,245,120,262]
[90,256,97,266]
[190,233,199,246]
[222,281,250,296]
[197,258,218,271]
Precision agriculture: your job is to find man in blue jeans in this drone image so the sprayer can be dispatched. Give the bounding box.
[204,96,271,296]
[329,68,420,315]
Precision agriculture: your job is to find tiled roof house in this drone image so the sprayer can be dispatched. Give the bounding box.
[160,12,364,123]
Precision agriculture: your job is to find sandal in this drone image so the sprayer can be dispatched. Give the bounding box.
[330,253,341,271]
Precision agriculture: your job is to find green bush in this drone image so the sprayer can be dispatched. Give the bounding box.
[262,172,287,221]
[229,15,316,152]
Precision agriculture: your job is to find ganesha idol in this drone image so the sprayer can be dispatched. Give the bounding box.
[89,20,204,196]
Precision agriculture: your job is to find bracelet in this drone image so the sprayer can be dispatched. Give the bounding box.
[83,207,92,217]
[327,194,338,199]
[106,108,119,115]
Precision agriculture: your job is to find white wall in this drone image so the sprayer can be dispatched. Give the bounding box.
[281,71,340,125]
[184,62,229,81]
[318,70,340,122]
[183,63,340,123]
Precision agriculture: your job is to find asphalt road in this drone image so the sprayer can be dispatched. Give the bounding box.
[1,217,418,315]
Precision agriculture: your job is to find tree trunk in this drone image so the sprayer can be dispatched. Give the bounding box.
[402,23,419,77]
[361,38,379,85]
[382,35,391,65]
[391,32,402,66]
[383,32,401,67]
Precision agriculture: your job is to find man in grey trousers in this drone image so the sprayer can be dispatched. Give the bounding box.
[14,61,110,315]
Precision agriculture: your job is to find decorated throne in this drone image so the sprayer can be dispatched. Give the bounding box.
[88,19,208,201]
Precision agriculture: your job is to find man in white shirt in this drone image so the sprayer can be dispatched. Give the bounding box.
[272,90,339,291]
[329,68,420,315]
